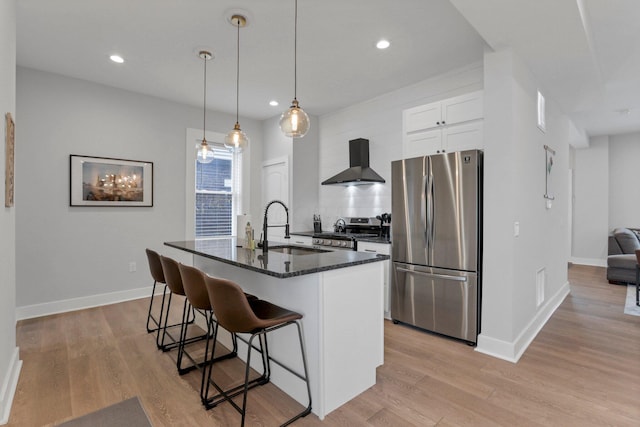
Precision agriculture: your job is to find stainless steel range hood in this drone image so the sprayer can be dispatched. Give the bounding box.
[321,138,386,185]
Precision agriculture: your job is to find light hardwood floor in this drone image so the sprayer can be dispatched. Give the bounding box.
[7,264,640,426]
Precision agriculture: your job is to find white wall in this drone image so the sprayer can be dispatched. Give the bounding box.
[571,136,609,265]
[260,114,319,233]
[15,67,262,316]
[0,2,20,423]
[570,131,640,265]
[609,132,640,229]
[478,48,570,362]
[318,62,484,227]
[291,116,319,232]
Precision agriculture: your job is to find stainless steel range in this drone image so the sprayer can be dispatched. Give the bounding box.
[312,217,381,250]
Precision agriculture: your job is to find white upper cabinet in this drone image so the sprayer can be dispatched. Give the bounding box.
[403,90,484,158]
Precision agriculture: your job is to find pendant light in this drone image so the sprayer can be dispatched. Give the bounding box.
[196,50,214,164]
[224,15,249,152]
[279,0,310,138]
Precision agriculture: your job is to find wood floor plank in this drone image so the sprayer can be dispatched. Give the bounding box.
[7,264,640,426]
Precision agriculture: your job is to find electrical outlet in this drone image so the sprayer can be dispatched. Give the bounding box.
[129,262,137,273]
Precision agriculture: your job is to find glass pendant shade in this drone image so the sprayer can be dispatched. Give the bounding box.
[196,140,214,164]
[224,122,249,152]
[279,99,310,138]
[280,0,309,138]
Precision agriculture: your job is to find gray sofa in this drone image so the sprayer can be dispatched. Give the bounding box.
[607,227,640,284]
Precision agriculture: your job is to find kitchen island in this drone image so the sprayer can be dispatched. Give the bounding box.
[165,238,388,419]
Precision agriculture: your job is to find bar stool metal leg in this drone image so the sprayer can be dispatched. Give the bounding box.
[202,323,268,409]
[145,280,164,333]
[240,321,312,427]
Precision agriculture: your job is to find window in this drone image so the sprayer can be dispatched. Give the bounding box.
[185,129,242,240]
[195,145,236,237]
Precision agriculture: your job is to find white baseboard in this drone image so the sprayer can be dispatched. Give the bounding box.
[16,286,156,321]
[0,347,22,425]
[570,257,606,267]
[475,281,571,363]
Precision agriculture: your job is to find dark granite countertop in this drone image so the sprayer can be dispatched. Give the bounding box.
[165,238,389,279]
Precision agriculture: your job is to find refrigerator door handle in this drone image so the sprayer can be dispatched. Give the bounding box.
[396,267,468,282]
[421,174,429,246]
[427,172,435,251]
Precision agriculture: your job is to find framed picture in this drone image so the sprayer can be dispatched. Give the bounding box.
[5,113,14,207]
[70,155,153,207]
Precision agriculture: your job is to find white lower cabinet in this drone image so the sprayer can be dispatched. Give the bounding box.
[357,241,391,319]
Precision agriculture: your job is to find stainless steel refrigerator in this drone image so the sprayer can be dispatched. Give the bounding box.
[390,150,482,344]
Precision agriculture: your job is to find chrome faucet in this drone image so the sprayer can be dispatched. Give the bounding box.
[261,200,290,252]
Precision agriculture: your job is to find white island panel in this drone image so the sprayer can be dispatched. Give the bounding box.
[193,255,384,420]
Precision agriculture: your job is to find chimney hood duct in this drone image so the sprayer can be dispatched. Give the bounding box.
[321,138,386,185]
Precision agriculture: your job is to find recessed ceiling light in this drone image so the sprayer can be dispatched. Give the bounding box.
[269,100,279,107]
[109,54,124,64]
[376,39,390,49]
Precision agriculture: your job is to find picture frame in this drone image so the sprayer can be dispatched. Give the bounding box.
[5,112,15,207]
[70,155,153,207]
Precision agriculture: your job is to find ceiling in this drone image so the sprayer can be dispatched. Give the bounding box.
[16,0,640,139]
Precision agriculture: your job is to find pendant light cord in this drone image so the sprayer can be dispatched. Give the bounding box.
[202,54,207,142]
[294,0,298,101]
[236,17,240,125]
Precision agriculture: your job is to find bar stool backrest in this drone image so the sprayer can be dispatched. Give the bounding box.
[204,276,263,334]
[178,264,212,311]
[159,255,186,296]
[146,249,165,284]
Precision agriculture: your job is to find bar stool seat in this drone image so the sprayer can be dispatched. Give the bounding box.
[203,276,312,426]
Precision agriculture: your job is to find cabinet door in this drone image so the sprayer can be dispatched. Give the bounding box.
[442,91,483,126]
[357,242,391,316]
[404,102,442,133]
[442,121,483,153]
[404,128,442,158]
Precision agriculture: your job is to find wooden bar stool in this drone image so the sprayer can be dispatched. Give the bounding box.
[157,255,207,367]
[203,276,312,426]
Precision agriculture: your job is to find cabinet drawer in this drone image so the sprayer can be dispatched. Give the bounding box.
[357,241,391,255]
[290,235,313,246]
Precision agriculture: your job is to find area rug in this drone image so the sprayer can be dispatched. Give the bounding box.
[624,284,640,316]
[56,397,153,427]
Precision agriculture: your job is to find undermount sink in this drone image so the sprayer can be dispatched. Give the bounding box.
[268,245,331,255]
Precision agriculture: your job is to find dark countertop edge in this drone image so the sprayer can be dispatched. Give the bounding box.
[164,241,389,279]
[291,231,390,244]
[290,231,315,237]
